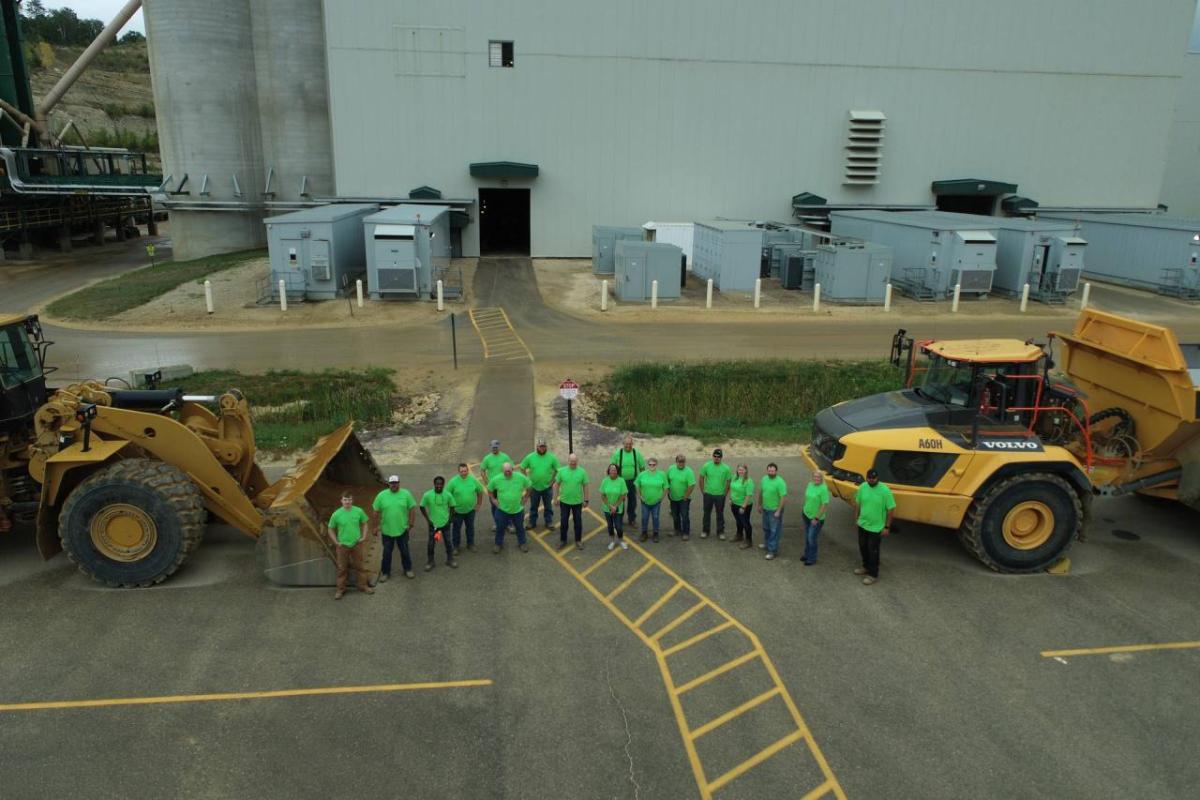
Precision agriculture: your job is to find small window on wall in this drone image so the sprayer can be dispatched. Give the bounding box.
[489,40,514,68]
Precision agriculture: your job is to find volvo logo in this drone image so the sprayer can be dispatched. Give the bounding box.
[978,440,1043,451]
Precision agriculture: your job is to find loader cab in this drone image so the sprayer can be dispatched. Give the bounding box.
[916,340,1047,429]
[0,315,50,434]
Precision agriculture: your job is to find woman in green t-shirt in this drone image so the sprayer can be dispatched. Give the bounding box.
[730,464,755,549]
[600,464,629,551]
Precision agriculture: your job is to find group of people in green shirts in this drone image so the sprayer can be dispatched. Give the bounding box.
[324,435,898,598]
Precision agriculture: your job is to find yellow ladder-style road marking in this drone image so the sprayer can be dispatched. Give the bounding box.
[468,307,533,362]
[533,507,846,800]
[1041,640,1200,659]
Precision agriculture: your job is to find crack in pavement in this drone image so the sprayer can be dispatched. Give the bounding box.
[605,655,641,800]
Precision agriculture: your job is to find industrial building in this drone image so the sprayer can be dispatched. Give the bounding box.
[142,0,1197,261]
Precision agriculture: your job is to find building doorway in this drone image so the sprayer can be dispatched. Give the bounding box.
[935,194,996,215]
[478,188,530,255]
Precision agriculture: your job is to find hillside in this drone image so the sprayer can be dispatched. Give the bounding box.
[26,41,158,160]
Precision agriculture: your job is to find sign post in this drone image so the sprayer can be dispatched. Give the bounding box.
[559,378,580,455]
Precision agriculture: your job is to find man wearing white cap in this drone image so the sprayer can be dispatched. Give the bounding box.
[372,476,416,580]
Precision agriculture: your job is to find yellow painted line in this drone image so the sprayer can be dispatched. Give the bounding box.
[662,619,736,658]
[802,779,837,800]
[633,582,684,628]
[706,729,806,794]
[1041,640,1200,658]
[0,680,494,713]
[606,560,654,600]
[689,687,781,741]
[580,546,622,577]
[674,650,761,696]
[651,599,707,642]
[498,307,534,362]
[466,310,490,358]
[580,523,608,544]
[656,649,710,793]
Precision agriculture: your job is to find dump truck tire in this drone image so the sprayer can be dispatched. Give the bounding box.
[59,459,206,588]
[958,472,1081,574]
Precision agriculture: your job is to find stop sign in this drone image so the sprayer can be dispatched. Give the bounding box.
[558,379,580,401]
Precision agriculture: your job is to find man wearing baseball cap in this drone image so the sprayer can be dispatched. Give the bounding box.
[520,437,561,531]
[853,469,896,585]
[480,439,513,533]
[699,448,732,539]
[372,476,416,581]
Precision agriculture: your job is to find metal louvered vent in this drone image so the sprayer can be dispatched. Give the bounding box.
[844,110,885,186]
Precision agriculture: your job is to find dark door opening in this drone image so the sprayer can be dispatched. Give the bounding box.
[936,194,996,215]
[478,188,530,255]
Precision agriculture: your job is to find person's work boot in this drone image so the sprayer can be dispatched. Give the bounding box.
[733,533,743,543]
[639,532,648,542]
[424,562,434,572]
[575,542,584,551]
[558,540,569,550]
[519,543,529,553]
[453,547,461,557]
[334,590,345,600]
[448,560,459,569]
[493,545,502,554]
[379,573,390,582]
[853,567,868,576]
[862,576,877,586]
[652,534,659,543]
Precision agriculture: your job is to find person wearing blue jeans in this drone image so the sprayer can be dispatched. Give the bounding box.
[451,509,476,551]
[634,457,669,542]
[801,470,831,566]
[521,439,561,530]
[488,463,531,553]
[759,463,789,561]
[528,487,554,529]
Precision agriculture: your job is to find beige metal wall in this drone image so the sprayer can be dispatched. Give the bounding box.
[1161,53,1200,216]
[324,0,1195,257]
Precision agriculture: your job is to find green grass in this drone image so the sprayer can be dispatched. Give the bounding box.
[171,369,396,452]
[46,249,264,320]
[597,360,902,444]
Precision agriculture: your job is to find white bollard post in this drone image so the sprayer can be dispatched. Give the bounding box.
[813,282,821,313]
[651,279,659,309]
[1080,282,1091,309]
[706,279,713,309]
[436,280,444,311]
[601,279,608,311]
[1020,283,1030,312]
[754,278,762,308]
[279,279,287,312]
[951,283,961,313]
[204,279,214,314]
[884,283,893,312]
[356,279,364,308]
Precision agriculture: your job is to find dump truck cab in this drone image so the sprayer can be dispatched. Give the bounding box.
[1,315,51,532]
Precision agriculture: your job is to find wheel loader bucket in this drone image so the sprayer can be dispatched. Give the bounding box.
[255,423,386,586]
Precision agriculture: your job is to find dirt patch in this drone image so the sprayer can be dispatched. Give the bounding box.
[47,258,480,333]
[533,260,1083,324]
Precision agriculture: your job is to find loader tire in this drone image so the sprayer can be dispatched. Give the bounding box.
[59,459,206,588]
[958,472,1081,574]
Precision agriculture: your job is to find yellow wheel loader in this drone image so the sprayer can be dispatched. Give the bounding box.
[802,309,1200,573]
[0,314,384,587]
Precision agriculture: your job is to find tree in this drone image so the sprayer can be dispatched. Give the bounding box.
[118,30,145,44]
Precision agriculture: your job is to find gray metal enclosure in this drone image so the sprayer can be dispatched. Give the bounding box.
[814,241,893,303]
[692,220,764,292]
[830,210,997,299]
[592,226,644,275]
[364,205,452,299]
[614,241,683,301]
[1040,213,1200,298]
[265,203,378,300]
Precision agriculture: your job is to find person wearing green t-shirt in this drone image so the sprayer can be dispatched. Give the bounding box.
[553,453,591,549]
[729,464,755,548]
[759,462,788,560]
[372,476,417,580]
[520,439,561,530]
[610,434,647,526]
[480,439,514,532]
[488,463,532,552]
[599,464,629,551]
[699,448,733,539]
[327,493,374,599]
[853,469,896,585]
[420,476,457,571]
[667,455,696,540]
[801,470,831,567]
[446,462,486,553]
[634,457,669,542]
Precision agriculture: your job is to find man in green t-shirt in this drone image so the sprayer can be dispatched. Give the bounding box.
[759,463,788,560]
[520,438,561,530]
[610,434,646,526]
[372,476,417,581]
[480,439,514,532]
[801,470,831,567]
[634,457,670,542]
[420,476,457,571]
[667,454,696,540]
[327,492,375,600]
[853,469,896,585]
[553,453,590,549]
[488,463,532,553]
[446,462,486,553]
[699,448,732,539]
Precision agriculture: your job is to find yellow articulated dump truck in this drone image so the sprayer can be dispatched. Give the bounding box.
[0,314,383,587]
[802,309,1200,573]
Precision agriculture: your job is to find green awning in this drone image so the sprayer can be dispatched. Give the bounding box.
[931,179,1018,196]
[408,185,442,199]
[1001,195,1038,213]
[469,161,539,178]
[792,192,827,206]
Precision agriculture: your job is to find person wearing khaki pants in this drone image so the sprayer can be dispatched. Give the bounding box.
[328,492,376,600]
